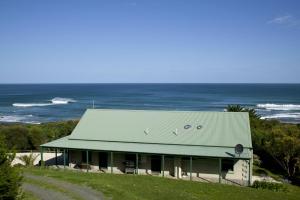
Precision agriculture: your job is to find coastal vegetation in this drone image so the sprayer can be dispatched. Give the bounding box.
[0,120,78,150]
[0,135,22,200]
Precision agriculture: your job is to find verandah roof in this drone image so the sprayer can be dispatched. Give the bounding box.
[41,136,251,159]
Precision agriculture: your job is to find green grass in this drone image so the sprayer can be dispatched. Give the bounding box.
[22,191,39,200]
[23,167,300,200]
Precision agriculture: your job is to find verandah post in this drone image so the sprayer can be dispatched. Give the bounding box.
[136,153,138,174]
[218,158,222,183]
[86,150,89,172]
[162,155,165,177]
[40,147,44,167]
[190,156,192,181]
[63,149,66,169]
[55,148,58,165]
[110,152,113,173]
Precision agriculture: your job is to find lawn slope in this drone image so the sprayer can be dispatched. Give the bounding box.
[23,168,300,200]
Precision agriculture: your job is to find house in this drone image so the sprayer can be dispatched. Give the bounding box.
[41,109,253,185]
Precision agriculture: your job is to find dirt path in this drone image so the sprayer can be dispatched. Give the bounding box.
[23,173,106,200]
[23,182,72,200]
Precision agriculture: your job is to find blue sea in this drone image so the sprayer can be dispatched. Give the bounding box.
[0,84,300,124]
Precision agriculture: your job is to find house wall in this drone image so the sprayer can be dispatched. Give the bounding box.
[174,157,182,178]
[108,152,125,173]
[68,150,251,185]
[164,156,173,176]
[138,154,151,175]
[221,159,250,185]
[69,150,101,170]
[12,152,63,166]
[68,150,81,168]
[180,157,250,185]
[90,151,99,169]
[182,158,219,181]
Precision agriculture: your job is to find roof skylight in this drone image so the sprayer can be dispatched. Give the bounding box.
[184,125,192,129]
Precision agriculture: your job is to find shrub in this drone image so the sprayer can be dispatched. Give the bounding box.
[18,153,38,167]
[13,163,24,168]
[0,135,23,200]
[253,154,262,166]
[251,180,287,192]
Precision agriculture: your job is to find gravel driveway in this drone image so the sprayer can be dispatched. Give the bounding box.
[23,182,72,200]
[22,173,106,200]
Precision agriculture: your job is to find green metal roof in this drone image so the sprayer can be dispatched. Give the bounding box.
[42,109,252,158]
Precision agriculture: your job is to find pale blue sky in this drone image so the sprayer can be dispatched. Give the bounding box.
[0,0,299,83]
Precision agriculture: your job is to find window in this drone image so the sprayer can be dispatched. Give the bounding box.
[82,151,92,163]
[221,159,234,172]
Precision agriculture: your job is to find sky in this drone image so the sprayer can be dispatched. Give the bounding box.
[0,0,300,83]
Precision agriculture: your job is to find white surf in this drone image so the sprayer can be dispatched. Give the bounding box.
[257,103,300,111]
[13,97,76,107]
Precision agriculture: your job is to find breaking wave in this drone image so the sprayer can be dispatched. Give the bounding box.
[12,103,52,107]
[51,97,76,104]
[0,115,41,124]
[257,103,300,111]
[13,97,76,107]
[261,113,300,119]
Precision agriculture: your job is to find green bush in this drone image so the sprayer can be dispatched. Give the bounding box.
[253,154,262,166]
[251,181,287,192]
[18,153,38,167]
[0,135,23,200]
[227,105,300,181]
[0,120,78,151]
[13,163,24,168]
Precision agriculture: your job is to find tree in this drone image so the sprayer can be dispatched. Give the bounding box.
[226,104,244,112]
[226,104,260,120]
[28,127,46,150]
[0,135,22,200]
[1,126,29,150]
[226,104,300,180]
[264,125,300,178]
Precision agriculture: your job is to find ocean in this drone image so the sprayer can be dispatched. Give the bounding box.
[0,84,300,124]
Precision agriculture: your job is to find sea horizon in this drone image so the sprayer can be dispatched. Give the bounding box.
[1,83,300,124]
[1,83,300,85]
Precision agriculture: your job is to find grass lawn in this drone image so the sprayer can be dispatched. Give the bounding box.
[22,191,39,200]
[23,167,300,200]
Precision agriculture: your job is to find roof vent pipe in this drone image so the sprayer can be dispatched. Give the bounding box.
[144,128,150,135]
[173,128,178,135]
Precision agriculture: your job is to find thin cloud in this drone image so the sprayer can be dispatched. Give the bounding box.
[268,14,299,26]
[268,15,292,24]
[129,2,137,6]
